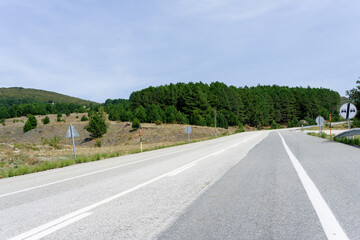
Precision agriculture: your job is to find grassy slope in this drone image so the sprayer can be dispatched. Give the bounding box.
[0,87,98,105]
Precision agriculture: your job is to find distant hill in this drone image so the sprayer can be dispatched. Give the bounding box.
[0,87,97,106]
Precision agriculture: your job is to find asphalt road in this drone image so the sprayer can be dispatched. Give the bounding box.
[1,129,360,240]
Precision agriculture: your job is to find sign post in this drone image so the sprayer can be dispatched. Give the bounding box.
[66,124,80,159]
[340,103,357,130]
[316,116,325,133]
[185,126,192,143]
[140,128,143,152]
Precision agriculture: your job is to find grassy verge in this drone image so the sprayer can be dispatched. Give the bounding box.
[307,132,360,147]
[307,132,330,139]
[0,132,231,179]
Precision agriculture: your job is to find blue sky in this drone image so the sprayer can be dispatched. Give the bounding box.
[0,0,359,103]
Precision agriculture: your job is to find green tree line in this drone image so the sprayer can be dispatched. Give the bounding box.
[105,82,340,128]
[0,98,88,120]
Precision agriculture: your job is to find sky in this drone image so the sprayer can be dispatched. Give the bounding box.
[0,0,359,103]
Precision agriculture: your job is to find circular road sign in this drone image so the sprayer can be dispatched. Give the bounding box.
[185,126,192,134]
[316,116,325,126]
[340,103,357,120]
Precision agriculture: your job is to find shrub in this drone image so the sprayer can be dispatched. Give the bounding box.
[288,117,299,128]
[271,120,277,129]
[23,115,37,133]
[57,113,62,118]
[95,139,102,148]
[81,115,88,121]
[0,119,5,126]
[65,110,71,117]
[304,116,316,126]
[49,136,61,149]
[86,107,108,138]
[351,118,360,128]
[132,118,140,129]
[42,116,50,125]
[155,120,162,125]
[57,117,62,122]
[237,122,245,133]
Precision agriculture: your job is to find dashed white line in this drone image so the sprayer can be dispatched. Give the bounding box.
[278,132,349,240]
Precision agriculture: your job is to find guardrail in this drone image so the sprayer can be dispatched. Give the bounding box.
[334,128,360,140]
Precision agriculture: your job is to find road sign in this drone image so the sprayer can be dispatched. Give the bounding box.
[185,126,192,142]
[185,126,192,134]
[66,124,80,159]
[316,116,325,133]
[66,124,80,138]
[340,103,357,120]
[316,116,325,126]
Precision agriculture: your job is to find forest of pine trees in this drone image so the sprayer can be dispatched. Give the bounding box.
[104,82,341,129]
[0,98,87,120]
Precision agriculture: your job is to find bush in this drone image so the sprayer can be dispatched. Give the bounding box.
[57,117,62,122]
[288,117,299,128]
[86,107,108,138]
[155,120,162,125]
[304,116,316,126]
[351,118,360,128]
[236,122,245,133]
[57,113,62,118]
[49,136,61,149]
[0,119,5,126]
[81,115,88,121]
[271,120,277,129]
[95,139,102,148]
[132,118,140,129]
[65,110,71,117]
[23,115,37,133]
[42,116,50,125]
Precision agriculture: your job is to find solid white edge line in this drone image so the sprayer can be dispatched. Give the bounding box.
[25,212,93,240]
[0,147,197,198]
[8,139,247,240]
[278,132,348,240]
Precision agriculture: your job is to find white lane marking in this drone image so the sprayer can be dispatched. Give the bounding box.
[9,139,248,240]
[24,212,93,240]
[167,163,197,177]
[0,147,197,198]
[278,132,349,240]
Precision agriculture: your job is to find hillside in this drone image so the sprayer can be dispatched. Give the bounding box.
[0,113,238,178]
[0,87,97,106]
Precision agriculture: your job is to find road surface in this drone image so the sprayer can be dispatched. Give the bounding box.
[1,130,360,240]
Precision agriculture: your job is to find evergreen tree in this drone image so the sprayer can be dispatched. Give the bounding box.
[0,107,10,119]
[42,116,50,124]
[86,108,108,138]
[134,106,146,122]
[23,115,37,133]
[132,118,140,129]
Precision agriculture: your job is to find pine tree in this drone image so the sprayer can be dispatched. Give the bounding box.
[23,115,37,133]
[86,108,108,138]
